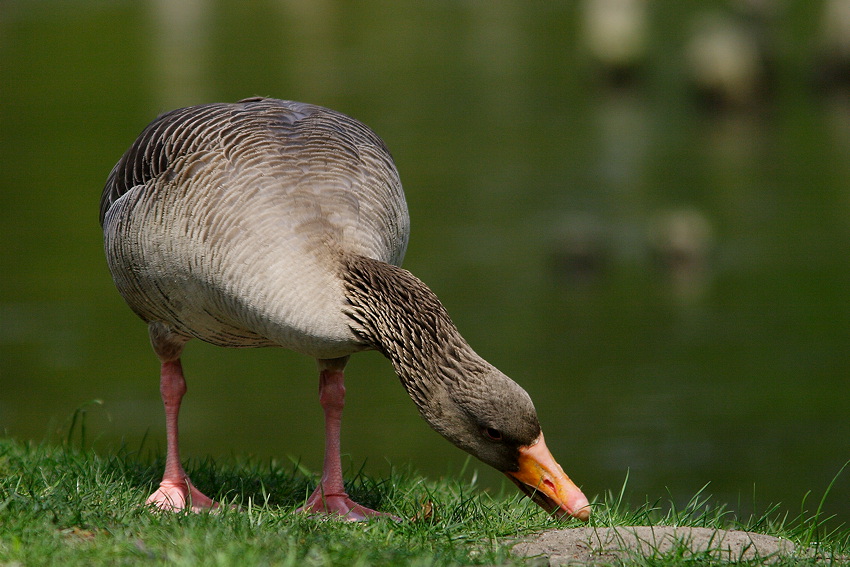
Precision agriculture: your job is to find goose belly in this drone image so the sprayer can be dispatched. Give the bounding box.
[103,189,365,360]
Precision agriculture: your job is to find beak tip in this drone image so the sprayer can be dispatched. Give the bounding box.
[558,493,591,522]
[572,504,591,522]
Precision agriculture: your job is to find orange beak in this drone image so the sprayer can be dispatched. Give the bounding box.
[504,432,590,521]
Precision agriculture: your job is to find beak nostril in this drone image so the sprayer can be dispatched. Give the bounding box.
[542,478,556,493]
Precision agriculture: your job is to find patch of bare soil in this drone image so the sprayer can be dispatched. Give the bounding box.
[512,526,805,565]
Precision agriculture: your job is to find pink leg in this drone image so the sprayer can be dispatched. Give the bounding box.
[146,359,218,512]
[298,358,398,521]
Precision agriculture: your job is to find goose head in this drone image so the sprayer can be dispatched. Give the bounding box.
[426,365,590,520]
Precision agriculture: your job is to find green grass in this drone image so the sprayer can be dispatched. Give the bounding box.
[0,437,566,566]
[0,431,847,566]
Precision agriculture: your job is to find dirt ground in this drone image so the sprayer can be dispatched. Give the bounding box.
[512,526,810,565]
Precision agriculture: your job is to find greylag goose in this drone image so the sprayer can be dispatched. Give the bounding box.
[100,97,590,521]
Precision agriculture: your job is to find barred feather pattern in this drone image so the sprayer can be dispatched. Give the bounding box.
[100,98,409,358]
[343,255,479,395]
[341,254,541,459]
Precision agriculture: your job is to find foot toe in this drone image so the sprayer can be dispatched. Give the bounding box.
[146,480,218,513]
[298,492,399,521]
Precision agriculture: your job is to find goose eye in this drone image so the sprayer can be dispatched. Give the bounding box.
[483,427,502,441]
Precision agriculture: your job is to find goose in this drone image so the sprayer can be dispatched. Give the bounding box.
[100,97,590,521]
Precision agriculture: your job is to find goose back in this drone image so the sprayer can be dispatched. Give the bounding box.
[101,98,409,358]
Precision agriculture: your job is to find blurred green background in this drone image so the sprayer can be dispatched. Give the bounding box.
[2,0,849,521]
